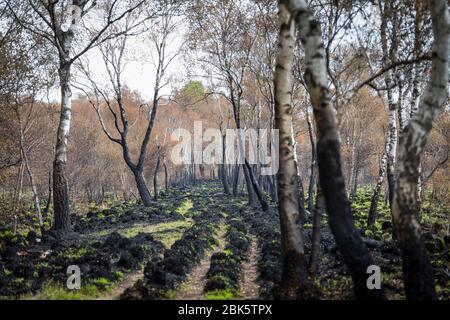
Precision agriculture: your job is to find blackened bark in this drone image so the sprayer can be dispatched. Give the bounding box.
[283,0,384,299]
[245,159,268,211]
[53,160,70,231]
[350,165,360,201]
[308,185,324,277]
[368,146,388,227]
[243,164,257,206]
[271,175,278,202]
[163,161,168,191]
[220,134,231,194]
[393,0,449,300]
[229,75,268,209]
[387,162,396,213]
[133,170,152,207]
[232,165,240,196]
[153,146,161,201]
[306,108,316,213]
[296,174,306,223]
[291,121,306,220]
[317,136,382,299]
[13,162,24,214]
[220,165,231,194]
[44,171,52,216]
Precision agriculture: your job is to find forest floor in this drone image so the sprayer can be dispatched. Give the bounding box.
[0,181,448,300]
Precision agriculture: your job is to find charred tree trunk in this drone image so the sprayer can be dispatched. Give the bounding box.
[53,160,71,231]
[271,175,278,202]
[235,123,267,209]
[393,0,449,300]
[153,146,161,201]
[368,142,388,227]
[220,134,231,194]
[291,121,306,220]
[133,170,152,207]
[163,160,168,192]
[284,0,383,299]
[245,160,268,210]
[219,164,231,194]
[232,164,240,196]
[350,161,360,201]
[306,106,316,213]
[308,185,324,278]
[242,164,257,206]
[228,73,268,209]
[347,124,358,197]
[12,161,24,214]
[44,171,52,216]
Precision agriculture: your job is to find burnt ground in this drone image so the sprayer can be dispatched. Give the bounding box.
[0,181,448,300]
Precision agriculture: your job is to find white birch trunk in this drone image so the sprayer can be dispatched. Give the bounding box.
[52,2,84,231]
[274,1,308,298]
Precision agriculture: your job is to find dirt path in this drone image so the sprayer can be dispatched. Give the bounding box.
[174,224,227,300]
[96,270,144,300]
[239,238,260,300]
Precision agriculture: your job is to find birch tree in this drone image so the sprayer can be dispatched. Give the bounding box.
[7,0,151,232]
[305,104,316,213]
[368,139,388,227]
[282,0,383,299]
[378,0,399,221]
[77,2,181,207]
[273,0,308,298]
[393,0,450,300]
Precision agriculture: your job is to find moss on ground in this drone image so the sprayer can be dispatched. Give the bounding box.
[204,289,238,300]
[23,278,112,300]
[118,220,193,248]
[176,199,193,216]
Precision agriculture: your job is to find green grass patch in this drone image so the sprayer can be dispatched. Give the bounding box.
[26,283,102,300]
[114,271,124,281]
[118,220,193,248]
[204,289,238,300]
[176,199,193,216]
[55,247,89,261]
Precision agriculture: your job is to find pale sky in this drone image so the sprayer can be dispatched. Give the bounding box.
[49,19,190,103]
